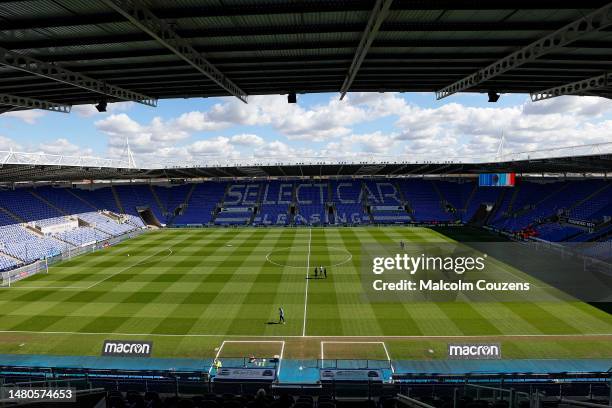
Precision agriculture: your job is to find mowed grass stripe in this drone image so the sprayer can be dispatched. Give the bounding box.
[361,228,426,336]
[0,227,610,361]
[225,228,298,335]
[86,230,229,335]
[9,231,210,335]
[373,228,464,336]
[331,228,386,336]
[268,229,312,335]
[176,229,266,336]
[263,229,305,336]
[4,231,209,333]
[306,228,343,335]
[368,227,576,336]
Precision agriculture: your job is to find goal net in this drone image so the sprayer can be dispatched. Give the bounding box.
[1,260,47,287]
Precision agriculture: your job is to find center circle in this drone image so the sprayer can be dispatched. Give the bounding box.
[266,246,353,269]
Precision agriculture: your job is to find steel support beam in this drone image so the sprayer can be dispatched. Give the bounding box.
[435,2,612,100]
[339,0,394,100]
[101,0,248,103]
[530,72,612,101]
[3,2,611,31]
[0,47,157,107]
[0,93,71,113]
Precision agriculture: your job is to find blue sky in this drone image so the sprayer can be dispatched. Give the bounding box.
[1,91,611,167]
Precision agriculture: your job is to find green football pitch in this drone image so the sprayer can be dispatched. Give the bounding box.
[0,227,610,361]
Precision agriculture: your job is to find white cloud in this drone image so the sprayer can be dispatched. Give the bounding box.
[254,140,295,158]
[522,95,612,117]
[37,138,94,156]
[95,113,193,156]
[190,136,239,157]
[0,135,21,151]
[174,111,233,132]
[231,134,264,146]
[49,93,612,166]
[3,110,46,124]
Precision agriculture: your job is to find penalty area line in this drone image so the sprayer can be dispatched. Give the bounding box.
[320,341,394,374]
[1,248,173,290]
[209,340,285,376]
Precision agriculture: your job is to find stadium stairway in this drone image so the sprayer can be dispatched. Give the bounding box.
[492,181,570,232]
[52,231,78,247]
[506,181,522,213]
[149,184,167,216]
[29,189,69,216]
[394,181,404,201]
[165,183,196,225]
[0,205,25,224]
[0,249,22,266]
[252,183,265,225]
[566,182,611,216]
[362,181,375,224]
[461,182,478,220]
[210,183,231,225]
[486,189,509,225]
[489,182,521,226]
[430,181,447,208]
[111,185,125,214]
[65,189,99,211]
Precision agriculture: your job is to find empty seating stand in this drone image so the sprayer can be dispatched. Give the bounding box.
[0,178,610,270]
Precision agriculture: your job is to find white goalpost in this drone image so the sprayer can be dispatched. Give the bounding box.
[1,260,48,287]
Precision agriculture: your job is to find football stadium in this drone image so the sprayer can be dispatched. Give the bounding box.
[0,1,611,407]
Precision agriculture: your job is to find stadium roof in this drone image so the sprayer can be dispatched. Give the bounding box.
[1,0,612,112]
[1,154,610,183]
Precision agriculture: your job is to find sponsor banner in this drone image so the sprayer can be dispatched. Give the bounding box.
[221,207,253,213]
[448,343,502,360]
[214,368,276,380]
[479,173,515,187]
[564,218,596,228]
[371,205,403,211]
[102,340,153,357]
[320,369,383,382]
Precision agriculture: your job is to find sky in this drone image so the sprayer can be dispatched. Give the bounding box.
[1,91,612,168]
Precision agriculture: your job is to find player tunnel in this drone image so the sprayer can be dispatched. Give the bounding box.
[136,206,162,227]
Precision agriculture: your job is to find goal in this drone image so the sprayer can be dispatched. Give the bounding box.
[1,259,48,287]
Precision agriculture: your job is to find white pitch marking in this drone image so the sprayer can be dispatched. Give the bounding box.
[381,342,395,373]
[85,248,173,289]
[209,340,285,376]
[1,248,173,290]
[0,330,609,339]
[320,341,389,359]
[209,340,227,374]
[265,246,352,269]
[320,341,394,375]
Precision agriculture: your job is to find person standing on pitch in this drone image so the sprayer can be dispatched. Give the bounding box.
[314,266,318,278]
[279,307,285,324]
[323,266,327,278]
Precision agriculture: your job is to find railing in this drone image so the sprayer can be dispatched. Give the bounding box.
[318,359,392,370]
[560,398,612,408]
[5,378,92,390]
[397,393,437,408]
[465,384,531,408]
[3,141,612,170]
